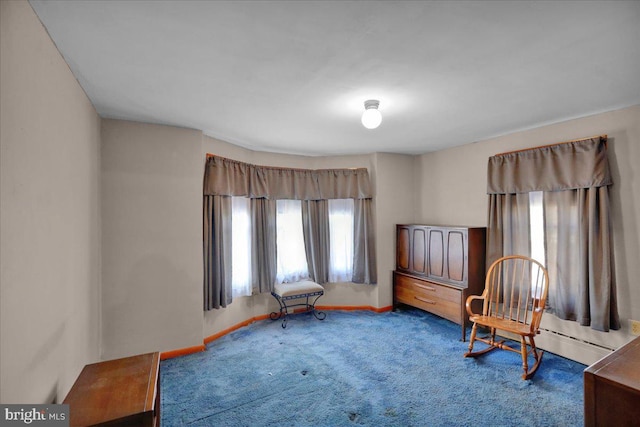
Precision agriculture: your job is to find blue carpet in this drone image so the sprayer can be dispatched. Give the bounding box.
[161,308,585,426]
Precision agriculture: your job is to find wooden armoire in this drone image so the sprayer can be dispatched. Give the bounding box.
[393,224,486,341]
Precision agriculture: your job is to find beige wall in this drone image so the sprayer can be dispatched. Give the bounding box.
[416,105,640,364]
[101,120,204,360]
[0,0,101,403]
[370,152,416,307]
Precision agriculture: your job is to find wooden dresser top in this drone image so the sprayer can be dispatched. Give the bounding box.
[64,352,160,426]
[585,336,640,391]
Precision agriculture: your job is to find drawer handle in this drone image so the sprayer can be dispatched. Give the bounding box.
[415,296,436,305]
[415,283,436,292]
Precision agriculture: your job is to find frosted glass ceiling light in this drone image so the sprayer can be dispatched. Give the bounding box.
[361,99,382,129]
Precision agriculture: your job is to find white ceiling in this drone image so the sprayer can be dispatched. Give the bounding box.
[29,0,640,156]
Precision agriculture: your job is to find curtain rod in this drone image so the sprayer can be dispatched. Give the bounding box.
[494,134,607,156]
[205,153,363,172]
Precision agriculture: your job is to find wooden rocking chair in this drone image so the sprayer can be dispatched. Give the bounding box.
[464,255,549,380]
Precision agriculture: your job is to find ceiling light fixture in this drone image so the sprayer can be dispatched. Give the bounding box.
[361,99,382,129]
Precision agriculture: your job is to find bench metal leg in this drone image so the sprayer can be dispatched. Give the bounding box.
[270,292,325,328]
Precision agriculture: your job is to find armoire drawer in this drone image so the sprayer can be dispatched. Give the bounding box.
[394,273,462,324]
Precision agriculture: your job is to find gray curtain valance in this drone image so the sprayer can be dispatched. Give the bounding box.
[487,137,611,194]
[204,155,372,200]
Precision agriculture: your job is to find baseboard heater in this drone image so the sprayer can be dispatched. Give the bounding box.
[539,327,616,352]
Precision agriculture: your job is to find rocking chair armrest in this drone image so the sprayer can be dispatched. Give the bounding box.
[530,307,545,332]
[465,294,485,317]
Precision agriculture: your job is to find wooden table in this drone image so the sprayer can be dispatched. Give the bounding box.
[584,336,640,427]
[64,352,160,427]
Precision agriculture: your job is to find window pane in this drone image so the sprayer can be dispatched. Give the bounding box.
[328,199,354,282]
[276,200,309,284]
[231,197,252,297]
[529,191,545,298]
[529,191,546,267]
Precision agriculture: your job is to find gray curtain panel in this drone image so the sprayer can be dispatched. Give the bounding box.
[203,156,377,311]
[486,136,619,331]
[203,195,232,310]
[301,200,330,284]
[352,199,377,284]
[544,187,620,331]
[251,198,277,294]
[486,192,531,267]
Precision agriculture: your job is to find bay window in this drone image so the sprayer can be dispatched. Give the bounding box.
[203,156,376,310]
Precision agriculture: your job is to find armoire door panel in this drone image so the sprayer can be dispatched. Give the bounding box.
[447,230,466,282]
[428,229,444,279]
[397,226,410,271]
[412,227,427,274]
